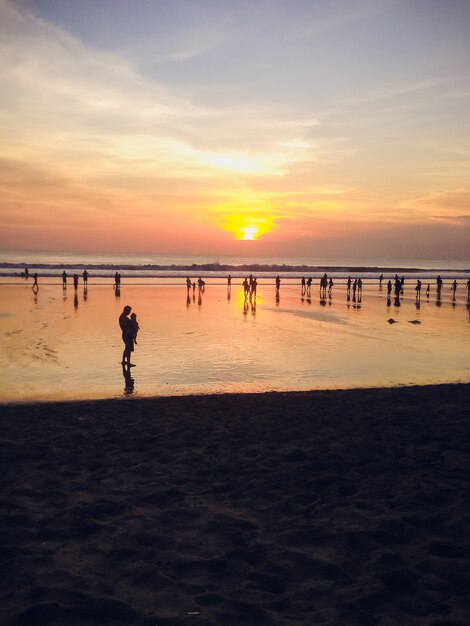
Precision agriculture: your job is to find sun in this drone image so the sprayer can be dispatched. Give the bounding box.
[241,226,259,240]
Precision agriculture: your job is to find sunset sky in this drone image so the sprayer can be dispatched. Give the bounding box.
[1,0,469,259]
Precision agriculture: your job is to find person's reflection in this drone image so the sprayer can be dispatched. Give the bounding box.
[243,299,249,316]
[122,364,135,395]
[83,285,88,302]
[275,291,280,306]
[186,293,191,307]
[198,291,202,306]
[386,294,391,307]
[227,286,231,302]
[251,299,256,316]
[115,286,121,299]
[74,293,79,309]
[436,293,442,307]
[394,295,401,307]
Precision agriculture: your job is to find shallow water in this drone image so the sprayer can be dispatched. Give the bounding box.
[0,278,469,402]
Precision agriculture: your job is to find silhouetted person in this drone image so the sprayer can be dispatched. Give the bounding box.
[114,272,119,288]
[426,283,430,299]
[320,273,328,299]
[394,275,401,297]
[197,276,205,292]
[379,273,384,287]
[32,273,39,293]
[347,276,352,298]
[24,267,29,279]
[415,279,422,301]
[387,279,392,296]
[186,276,192,292]
[436,275,443,295]
[301,276,306,295]
[451,280,457,300]
[357,278,363,302]
[227,274,232,287]
[62,271,67,286]
[83,270,88,285]
[251,277,258,299]
[119,305,135,367]
[352,278,357,299]
[306,277,312,297]
[73,274,79,290]
[275,275,281,292]
[401,276,405,293]
[328,277,333,298]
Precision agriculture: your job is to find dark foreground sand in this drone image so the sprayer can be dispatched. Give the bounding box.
[1,385,469,626]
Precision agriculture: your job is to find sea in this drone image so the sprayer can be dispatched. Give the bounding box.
[1,250,469,280]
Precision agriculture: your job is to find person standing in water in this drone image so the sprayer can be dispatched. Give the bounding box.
[83,269,88,285]
[73,274,79,290]
[62,271,67,286]
[119,305,136,367]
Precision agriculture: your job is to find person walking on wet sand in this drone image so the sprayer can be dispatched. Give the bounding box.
[328,277,334,298]
[301,276,306,295]
[227,275,232,288]
[32,273,39,292]
[275,275,281,292]
[451,280,458,299]
[379,273,384,287]
[387,279,392,296]
[436,275,443,295]
[415,279,422,301]
[73,274,79,290]
[83,270,88,285]
[62,271,67,286]
[347,276,352,298]
[186,276,192,293]
[119,305,136,367]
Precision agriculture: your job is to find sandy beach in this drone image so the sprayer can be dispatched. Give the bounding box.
[1,384,469,625]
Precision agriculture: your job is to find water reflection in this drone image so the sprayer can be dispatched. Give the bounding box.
[122,364,135,395]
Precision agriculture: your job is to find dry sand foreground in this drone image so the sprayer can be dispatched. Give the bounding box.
[1,385,469,626]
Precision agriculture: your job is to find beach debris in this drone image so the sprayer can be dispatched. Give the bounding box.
[387,318,397,324]
[408,320,422,324]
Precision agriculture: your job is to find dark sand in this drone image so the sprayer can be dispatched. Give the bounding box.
[1,385,469,626]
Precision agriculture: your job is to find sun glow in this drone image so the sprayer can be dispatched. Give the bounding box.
[241,225,259,240]
[223,214,274,241]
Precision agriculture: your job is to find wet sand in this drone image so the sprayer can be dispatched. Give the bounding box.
[1,384,469,625]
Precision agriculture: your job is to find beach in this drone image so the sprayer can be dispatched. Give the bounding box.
[1,384,469,625]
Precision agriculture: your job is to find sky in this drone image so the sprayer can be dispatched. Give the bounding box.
[0,0,469,260]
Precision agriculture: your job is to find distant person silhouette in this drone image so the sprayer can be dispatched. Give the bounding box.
[306,277,312,297]
[379,273,384,287]
[415,279,422,301]
[62,271,67,286]
[119,305,135,367]
[394,275,401,297]
[251,277,258,299]
[32,273,39,293]
[83,270,88,285]
[114,272,119,288]
[301,276,306,295]
[275,275,281,292]
[347,276,352,298]
[73,274,79,290]
[186,276,192,292]
[320,273,328,299]
[387,279,392,296]
[328,277,333,298]
[436,275,443,295]
[357,278,363,301]
[25,267,29,279]
[451,280,458,300]
[352,278,357,298]
[426,283,430,298]
[197,277,205,292]
[227,274,232,287]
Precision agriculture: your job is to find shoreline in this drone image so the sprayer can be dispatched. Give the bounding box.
[2,383,469,625]
[1,381,469,408]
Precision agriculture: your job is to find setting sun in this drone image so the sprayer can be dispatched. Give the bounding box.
[241,226,259,240]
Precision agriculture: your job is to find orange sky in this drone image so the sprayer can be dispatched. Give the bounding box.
[1,0,469,259]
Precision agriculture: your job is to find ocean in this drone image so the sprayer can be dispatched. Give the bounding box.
[0,249,469,280]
